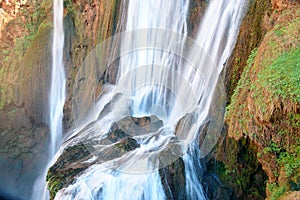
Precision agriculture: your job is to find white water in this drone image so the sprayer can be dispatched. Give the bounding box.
[49,0,66,155]
[182,1,248,198]
[32,0,66,199]
[50,0,248,199]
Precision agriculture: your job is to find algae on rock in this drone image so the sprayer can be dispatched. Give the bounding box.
[225,2,300,199]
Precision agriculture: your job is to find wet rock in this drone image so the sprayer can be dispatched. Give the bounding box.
[47,144,92,200]
[202,172,235,200]
[109,115,163,137]
[187,0,208,37]
[160,158,187,200]
[47,115,162,199]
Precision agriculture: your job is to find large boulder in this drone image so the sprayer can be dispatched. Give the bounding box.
[47,115,165,199]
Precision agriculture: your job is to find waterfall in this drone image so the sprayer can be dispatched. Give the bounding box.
[182,1,248,198]
[49,0,66,155]
[32,0,66,199]
[50,0,248,199]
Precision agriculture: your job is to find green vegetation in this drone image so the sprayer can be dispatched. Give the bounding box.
[64,0,75,13]
[15,2,51,53]
[46,172,64,199]
[46,144,93,199]
[263,141,281,155]
[268,183,286,200]
[277,144,300,178]
[225,8,300,200]
[228,48,257,108]
[257,48,300,103]
[226,0,271,99]
[47,168,82,200]
[260,140,299,178]
[214,137,267,199]
[0,0,53,110]
[226,48,258,137]
[261,16,300,69]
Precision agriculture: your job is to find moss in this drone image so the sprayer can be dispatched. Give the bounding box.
[261,15,300,69]
[225,5,300,200]
[267,182,286,200]
[46,173,64,199]
[46,144,92,199]
[226,48,258,138]
[0,0,53,111]
[227,10,300,129]
[13,1,52,54]
[214,136,267,199]
[47,168,83,200]
[256,48,300,103]
[226,0,272,99]
[277,143,300,178]
[227,9,300,138]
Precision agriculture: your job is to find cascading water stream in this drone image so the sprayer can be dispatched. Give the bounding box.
[49,0,66,156]
[48,0,248,199]
[182,1,248,198]
[32,0,66,199]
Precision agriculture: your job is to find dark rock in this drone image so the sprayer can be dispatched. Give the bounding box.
[187,0,208,37]
[160,158,187,200]
[90,137,140,162]
[202,172,235,200]
[215,185,234,200]
[47,144,92,200]
[211,134,268,200]
[109,115,163,137]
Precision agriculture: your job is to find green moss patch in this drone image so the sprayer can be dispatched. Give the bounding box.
[256,48,300,103]
[225,7,300,200]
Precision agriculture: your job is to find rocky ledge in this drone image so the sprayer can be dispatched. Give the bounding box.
[48,115,237,199]
[47,116,163,199]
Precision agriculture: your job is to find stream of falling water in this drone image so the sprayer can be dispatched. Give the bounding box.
[32,0,66,199]
[49,0,66,156]
[38,0,248,199]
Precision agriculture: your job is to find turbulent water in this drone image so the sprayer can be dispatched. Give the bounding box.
[46,0,248,199]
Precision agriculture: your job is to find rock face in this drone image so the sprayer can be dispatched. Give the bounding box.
[0,106,49,199]
[0,0,54,198]
[160,158,187,199]
[216,0,300,199]
[0,0,53,115]
[62,0,122,129]
[225,0,272,99]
